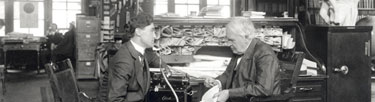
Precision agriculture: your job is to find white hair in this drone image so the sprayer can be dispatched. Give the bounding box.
[226,17,257,39]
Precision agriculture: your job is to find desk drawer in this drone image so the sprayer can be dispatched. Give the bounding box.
[3,44,40,51]
[295,85,322,98]
[294,77,326,102]
[292,97,322,102]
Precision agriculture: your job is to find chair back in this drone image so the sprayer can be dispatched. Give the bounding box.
[278,51,305,94]
[45,59,80,102]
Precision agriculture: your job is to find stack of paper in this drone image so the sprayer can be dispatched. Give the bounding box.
[301,58,318,76]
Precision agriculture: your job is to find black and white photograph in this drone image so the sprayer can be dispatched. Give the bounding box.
[0,0,374,102]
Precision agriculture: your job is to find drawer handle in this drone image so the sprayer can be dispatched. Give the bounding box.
[299,87,313,92]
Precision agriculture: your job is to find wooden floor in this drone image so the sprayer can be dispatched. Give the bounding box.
[0,69,98,102]
[373,81,375,102]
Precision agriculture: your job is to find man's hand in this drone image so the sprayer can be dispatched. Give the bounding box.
[204,77,220,88]
[213,90,229,102]
[161,67,172,77]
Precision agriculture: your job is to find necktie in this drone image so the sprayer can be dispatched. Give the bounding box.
[230,55,241,88]
[139,54,147,70]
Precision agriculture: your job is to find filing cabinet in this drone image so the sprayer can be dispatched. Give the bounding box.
[76,16,100,79]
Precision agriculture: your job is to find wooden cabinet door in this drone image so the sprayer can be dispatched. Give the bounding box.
[327,31,371,102]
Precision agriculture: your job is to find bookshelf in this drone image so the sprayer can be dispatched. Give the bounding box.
[99,0,140,42]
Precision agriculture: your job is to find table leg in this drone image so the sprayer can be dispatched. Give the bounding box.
[3,51,5,76]
[37,51,40,74]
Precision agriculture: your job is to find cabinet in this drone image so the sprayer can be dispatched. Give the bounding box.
[304,26,372,102]
[76,16,100,79]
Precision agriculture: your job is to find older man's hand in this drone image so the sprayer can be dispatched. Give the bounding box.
[204,77,220,88]
[213,90,229,102]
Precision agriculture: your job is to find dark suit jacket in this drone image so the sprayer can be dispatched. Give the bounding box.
[216,39,280,101]
[53,29,75,61]
[108,41,167,102]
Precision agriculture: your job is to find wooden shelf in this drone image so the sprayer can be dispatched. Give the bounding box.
[358,8,375,10]
[154,17,298,25]
[166,45,230,47]
[308,7,375,11]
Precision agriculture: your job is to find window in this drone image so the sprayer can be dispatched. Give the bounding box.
[0,1,5,36]
[154,0,168,15]
[52,0,81,33]
[13,1,45,36]
[153,0,231,17]
[207,0,230,17]
[175,0,200,17]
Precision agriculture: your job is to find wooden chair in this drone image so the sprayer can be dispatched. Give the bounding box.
[250,51,305,102]
[44,59,93,102]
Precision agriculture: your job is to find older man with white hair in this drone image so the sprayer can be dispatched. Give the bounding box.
[204,17,281,102]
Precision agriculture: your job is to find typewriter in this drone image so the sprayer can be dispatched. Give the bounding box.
[148,68,192,102]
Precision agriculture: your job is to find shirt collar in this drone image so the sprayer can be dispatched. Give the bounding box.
[130,40,145,55]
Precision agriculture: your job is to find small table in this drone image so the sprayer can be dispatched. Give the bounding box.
[3,43,42,73]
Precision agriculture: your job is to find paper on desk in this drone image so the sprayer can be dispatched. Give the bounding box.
[306,68,318,76]
[201,85,220,102]
[193,55,231,61]
[188,60,228,69]
[170,55,230,78]
[303,58,317,69]
[170,67,225,78]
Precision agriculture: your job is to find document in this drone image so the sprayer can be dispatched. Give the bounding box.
[201,85,220,102]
